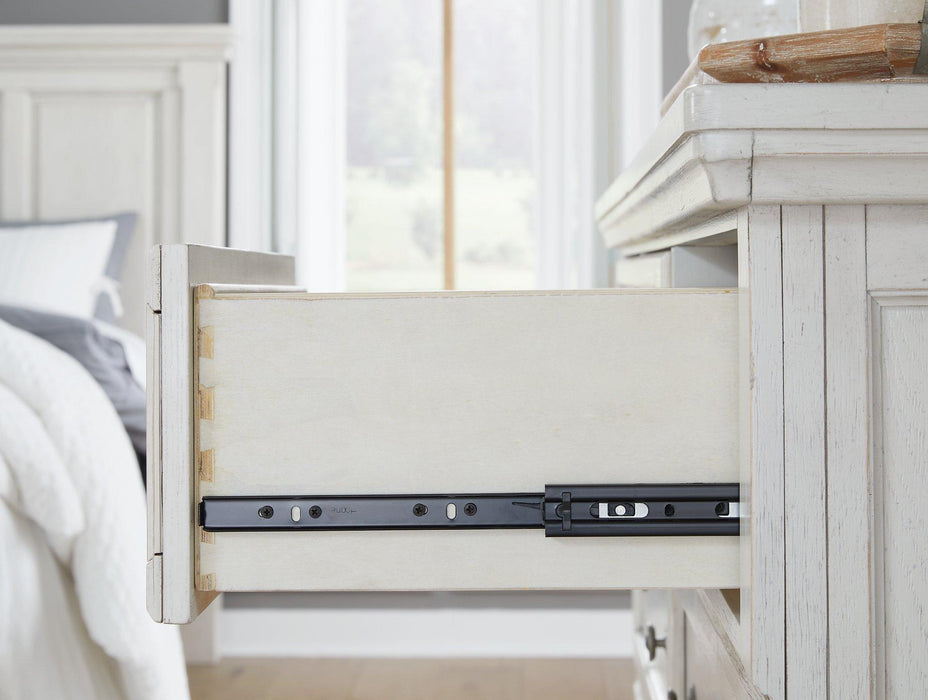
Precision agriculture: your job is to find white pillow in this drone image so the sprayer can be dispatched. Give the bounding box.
[0,220,118,319]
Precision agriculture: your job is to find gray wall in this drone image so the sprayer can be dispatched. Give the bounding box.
[663,0,692,95]
[0,0,227,23]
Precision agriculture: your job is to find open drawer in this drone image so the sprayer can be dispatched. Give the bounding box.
[147,245,740,623]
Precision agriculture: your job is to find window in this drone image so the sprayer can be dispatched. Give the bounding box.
[346,0,537,291]
[229,0,608,293]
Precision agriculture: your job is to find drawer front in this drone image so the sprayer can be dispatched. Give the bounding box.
[149,246,740,621]
[683,612,749,700]
[631,590,674,700]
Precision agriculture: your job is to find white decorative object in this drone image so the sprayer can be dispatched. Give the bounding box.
[688,0,799,59]
[0,25,232,336]
[799,0,925,31]
[598,82,928,699]
[0,220,116,318]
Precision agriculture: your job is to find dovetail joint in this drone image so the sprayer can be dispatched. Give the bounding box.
[198,326,214,359]
[199,448,215,482]
[197,573,216,591]
[200,528,216,544]
[198,386,215,421]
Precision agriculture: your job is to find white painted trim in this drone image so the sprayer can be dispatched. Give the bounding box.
[614,0,663,170]
[231,0,346,288]
[272,0,299,259]
[0,25,232,61]
[221,607,634,658]
[228,0,273,252]
[293,0,346,291]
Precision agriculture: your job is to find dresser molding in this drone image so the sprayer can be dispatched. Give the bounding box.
[596,84,928,256]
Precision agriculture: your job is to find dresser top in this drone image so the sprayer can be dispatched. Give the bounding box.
[596,83,928,255]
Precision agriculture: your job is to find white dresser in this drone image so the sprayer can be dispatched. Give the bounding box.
[597,83,928,700]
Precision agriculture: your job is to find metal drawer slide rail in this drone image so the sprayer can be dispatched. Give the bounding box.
[200,484,739,537]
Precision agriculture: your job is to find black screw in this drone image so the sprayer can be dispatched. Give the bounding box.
[464,503,478,516]
[309,505,322,519]
[715,502,728,516]
[664,504,675,517]
[258,505,274,519]
[413,503,428,517]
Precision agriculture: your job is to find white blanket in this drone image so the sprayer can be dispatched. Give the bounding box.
[0,320,188,700]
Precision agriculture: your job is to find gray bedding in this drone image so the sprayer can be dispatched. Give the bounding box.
[0,304,146,482]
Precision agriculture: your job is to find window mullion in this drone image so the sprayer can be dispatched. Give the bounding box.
[442,0,455,290]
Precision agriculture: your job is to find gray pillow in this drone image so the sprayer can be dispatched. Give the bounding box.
[0,212,137,323]
[0,304,146,483]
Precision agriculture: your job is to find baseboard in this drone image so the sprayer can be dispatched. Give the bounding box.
[220,607,634,658]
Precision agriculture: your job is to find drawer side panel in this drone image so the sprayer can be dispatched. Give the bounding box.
[196,290,740,591]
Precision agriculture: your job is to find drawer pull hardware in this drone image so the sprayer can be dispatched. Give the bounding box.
[199,483,739,537]
[644,624,667,661]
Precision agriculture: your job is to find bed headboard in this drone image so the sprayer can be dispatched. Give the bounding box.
[0,25,232,336]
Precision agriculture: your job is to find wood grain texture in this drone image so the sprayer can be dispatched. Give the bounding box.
[196,289,740,592]
[781,206,828,700]
[824,206,872,699]
[680,591,766,700]
[742,206,786,700]
[699,24,923,84]
[869,294,928,699]
[188,658,635,700]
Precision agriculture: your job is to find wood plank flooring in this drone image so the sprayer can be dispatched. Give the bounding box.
[188,658,635,700]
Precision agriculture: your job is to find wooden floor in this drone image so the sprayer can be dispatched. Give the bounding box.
[188,658,635,700]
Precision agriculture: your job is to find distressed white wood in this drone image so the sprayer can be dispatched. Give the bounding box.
[869,293,928,699]
[150,244,296,623]
[195,289,740,592]
[0,25,231,336]
[618,216,738,258]
[781,205,828,700]
[597,131,753,253]
[598,81,928,700]
[824,205,873,699]
[742,205,785,700]
[596,84,928,255]
[146,308,162,562]
[680,591,766,700]
[866,205,928,291]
